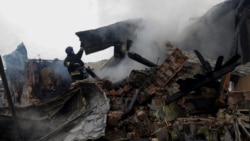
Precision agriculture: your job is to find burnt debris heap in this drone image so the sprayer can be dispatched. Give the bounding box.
[1,0,250,141]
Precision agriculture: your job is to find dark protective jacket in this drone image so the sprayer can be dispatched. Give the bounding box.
[64,47,86,81]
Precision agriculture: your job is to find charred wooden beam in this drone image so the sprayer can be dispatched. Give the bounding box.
[121,89,140,120]
[194,50,213,73]
[214,56,224,71]
[222,54,241,68]
[128,52,158,67]
[166,53,241,105]
[86,66,100,79]
[0,56,22,140]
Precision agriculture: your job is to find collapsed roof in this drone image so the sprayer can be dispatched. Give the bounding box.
[75,19,143,55]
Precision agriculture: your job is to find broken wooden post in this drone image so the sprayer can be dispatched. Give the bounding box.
[0,55,22,139]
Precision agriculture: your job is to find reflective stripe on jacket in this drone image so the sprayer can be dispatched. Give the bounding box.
[70,70,81,76]
[65,61,71,67]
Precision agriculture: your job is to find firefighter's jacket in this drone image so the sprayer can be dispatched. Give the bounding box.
[64,48,85,79]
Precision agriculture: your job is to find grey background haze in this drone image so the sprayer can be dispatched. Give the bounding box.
[0,0,225,62]
[1,0,235,82]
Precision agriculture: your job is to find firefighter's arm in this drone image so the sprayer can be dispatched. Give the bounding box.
[76,47,84,58]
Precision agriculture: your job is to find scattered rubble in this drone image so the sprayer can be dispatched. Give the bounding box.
[1,1,250,141]
[1,42,250,141]
[98,45,249,141]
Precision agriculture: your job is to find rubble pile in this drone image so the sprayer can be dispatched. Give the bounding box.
[95,45,250,141]
[1,43,250,141]
[1,0,250,139]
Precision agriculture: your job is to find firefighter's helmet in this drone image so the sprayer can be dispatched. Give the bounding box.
[65,46,73,54]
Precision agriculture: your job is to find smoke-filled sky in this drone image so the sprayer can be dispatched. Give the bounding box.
[0,0,226,63]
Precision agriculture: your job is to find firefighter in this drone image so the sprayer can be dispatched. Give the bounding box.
[64,46,89,82]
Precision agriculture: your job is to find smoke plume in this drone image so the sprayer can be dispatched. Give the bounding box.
[95,0,232,82]
[179,0,239,60]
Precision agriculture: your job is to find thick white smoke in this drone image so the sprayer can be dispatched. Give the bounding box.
[95,0,229,82]
[0,0,233,82]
